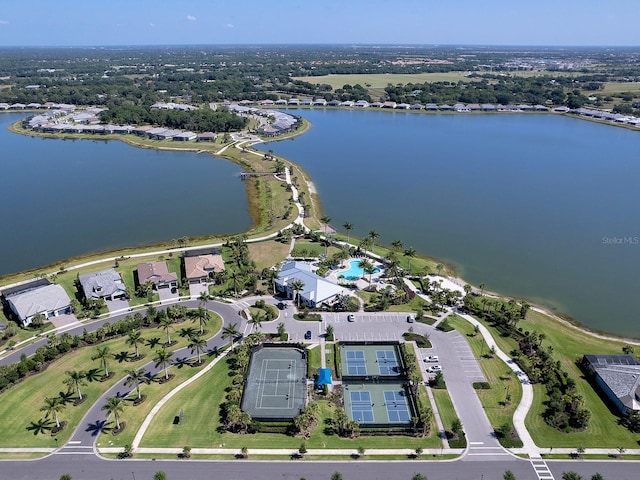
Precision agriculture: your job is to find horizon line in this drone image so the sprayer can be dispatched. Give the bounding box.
[1,42,639,49]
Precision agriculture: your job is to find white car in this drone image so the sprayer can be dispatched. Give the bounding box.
[427,365,442,373]
[424,355,439,362]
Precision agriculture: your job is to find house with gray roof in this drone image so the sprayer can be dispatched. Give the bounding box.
[275,262,344,308]
[582,354,640,415]
[5,283,71,326]
[78,269,127,301]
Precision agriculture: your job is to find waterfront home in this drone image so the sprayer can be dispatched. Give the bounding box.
[370,102,383,108]
[328,99,341,107]
[481,104,497,111]
[313,98,327,106]
[275,261,344,308]
[288,98,300,105]
[453,103,470,112]
[0,103,9,110]
[354,100,369,108]
[275,99,287,105]
[78,269,127,301]
[425,103,439,111]
[184,253,225,284]
[410,104,424,110]
[467,103,482,111]
[3,280,71,326]
[301,99,313,106]
[136,262,178,290]
[439,104,453,111]
[259,99,275,106]
[197,132,216,142]
[340,101,355,107]
[396,103,411,109]
[382,101,397,109]
[173,131,197,141]
[582,354,640,415]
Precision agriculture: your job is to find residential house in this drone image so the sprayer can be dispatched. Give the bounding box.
[3,280,72,326]
[354,100,369,108]
[78,269,127,301]
[382,101,397,109]
[327,99,340,107]
[197,132,217,142]
[275,262,344,308]
[173,131,197,141]
[582,354,640,415]
[136,262,178,290]
[184,254,225,284]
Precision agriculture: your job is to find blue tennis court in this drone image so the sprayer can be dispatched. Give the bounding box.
[350,391,374,422]
[384,390,411,422]
[346,350,367,376]
[376,349,400,375]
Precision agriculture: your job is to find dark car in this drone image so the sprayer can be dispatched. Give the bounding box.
[304,330,312,340]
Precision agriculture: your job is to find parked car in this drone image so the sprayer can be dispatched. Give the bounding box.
[304,330,312,340]
[424,355,439,362]
[427,365,443,373]
[277,302,288,310]
[407,315,415,323]
[347,314,355,322]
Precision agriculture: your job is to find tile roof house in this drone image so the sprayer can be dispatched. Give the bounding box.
[582,354,640,414]
[275,262,344,308]
[136,262,178,290]
[5,283,72,326]
[184,254,226,284]
[78,269,127,301]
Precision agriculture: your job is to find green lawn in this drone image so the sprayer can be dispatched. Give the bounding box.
[291,239,341,258]
[0,313,221,448]
[291,72,480,91]
[141,358,441,449]
[431,389,458,434]
[247,240,290,271]
[471,309,638,448]
[307,345,321,374]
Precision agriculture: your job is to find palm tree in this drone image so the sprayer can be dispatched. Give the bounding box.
[463,284,472,296]
[126,330,143,359]
[435,263,444,276]
[343,222,353,244]
[40,397,65,429]
[290,279,305,307]
[198,291,212,308]
[229,270,244,297]
[367,230,379,254]
[192,306,210,334]
[391,240,403,252]
[92,346,111,377]
[264,268,279,294]
[320,215,331,234]
[124,368,147,400]
[159,317,174,345]
[364,263,376,284]
[64,370,87,401]
[188,335,207,364]
[479,283,486,296]
[222,322,240,347]
[248,310,265,332]
[102,396,125,430]
[153,348,174,380]
[403,247,417,275]
[358,258,373,281]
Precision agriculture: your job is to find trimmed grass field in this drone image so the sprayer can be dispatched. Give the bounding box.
[141,356,441,449]
[292,73,479,90]
[0,313,221,448]
[431,389,458,435]
[471,308,638,448]
[247,240,290,271]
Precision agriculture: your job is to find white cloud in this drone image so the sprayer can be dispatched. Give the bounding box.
[187,15,196,21]
[0,20,9,25]
[149,23,156,27]
[225,23,234,29]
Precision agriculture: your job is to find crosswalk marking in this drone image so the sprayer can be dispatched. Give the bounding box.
[530,458,555,480]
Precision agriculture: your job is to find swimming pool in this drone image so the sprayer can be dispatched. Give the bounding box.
[339,260,381,281]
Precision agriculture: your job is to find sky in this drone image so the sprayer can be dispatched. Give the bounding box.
[0,0,638,47]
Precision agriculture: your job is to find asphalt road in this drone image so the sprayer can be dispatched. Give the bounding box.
[3,454,640,480]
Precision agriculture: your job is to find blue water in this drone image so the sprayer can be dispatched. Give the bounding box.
[339,260,382,280]
[0,113,251,276]
[259,109,640,337]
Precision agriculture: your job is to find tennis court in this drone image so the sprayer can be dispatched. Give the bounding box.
[241,346,307,421]
[340,343,403,378]
[384,390,411,422]
[343,382,414,425]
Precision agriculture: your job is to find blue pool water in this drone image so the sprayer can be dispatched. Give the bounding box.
[339,260,382,280]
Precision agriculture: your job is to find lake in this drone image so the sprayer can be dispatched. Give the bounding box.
[259,109,640,337]
[0,113,251,276]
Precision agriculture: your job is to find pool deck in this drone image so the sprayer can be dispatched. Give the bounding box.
[327,257,388,290]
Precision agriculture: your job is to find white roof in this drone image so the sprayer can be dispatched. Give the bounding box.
[8,284,70,320]
[277,262,343,305]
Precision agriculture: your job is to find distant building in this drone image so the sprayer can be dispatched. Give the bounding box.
[582,354,640,415]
